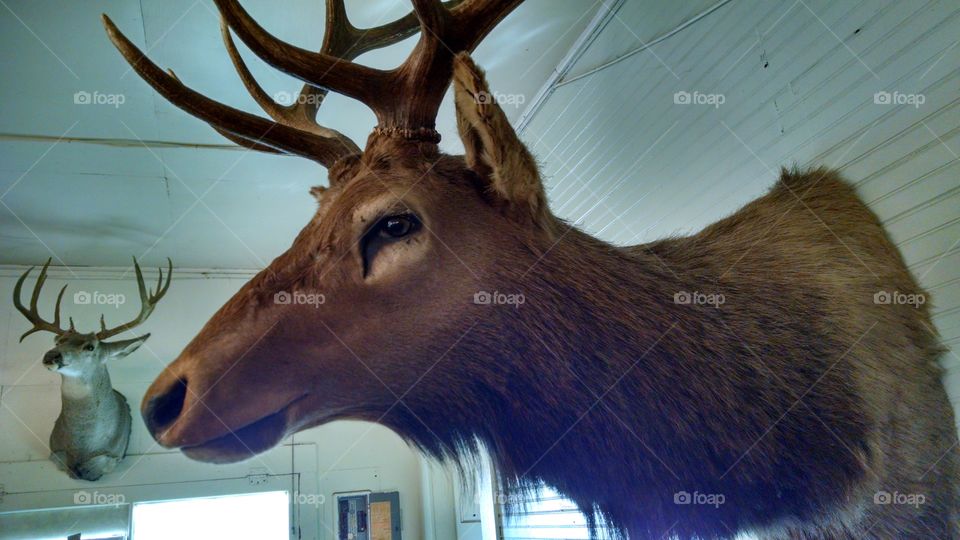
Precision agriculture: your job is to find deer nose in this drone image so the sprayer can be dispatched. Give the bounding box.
[43,350,62,367]
[142,377,188,441]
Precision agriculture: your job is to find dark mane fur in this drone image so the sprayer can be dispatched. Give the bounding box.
[381,167,958,539]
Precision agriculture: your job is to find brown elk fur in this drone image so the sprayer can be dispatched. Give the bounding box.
[139,54,959,539]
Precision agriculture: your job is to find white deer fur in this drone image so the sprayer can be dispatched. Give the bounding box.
[45,332,149,481]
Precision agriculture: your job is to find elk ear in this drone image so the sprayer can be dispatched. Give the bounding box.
[309,185,327,202]
[453,53,552,231]
[101,334,150,359]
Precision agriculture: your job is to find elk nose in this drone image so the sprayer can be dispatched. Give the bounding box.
[43,350,62,367]
[142,377,188,440]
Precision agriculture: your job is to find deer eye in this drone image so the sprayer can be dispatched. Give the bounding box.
[84,344,95,351]
[377,215,419,239]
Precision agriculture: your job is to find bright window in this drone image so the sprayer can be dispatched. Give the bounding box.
[131,491,289,540]
[500,485,617,539]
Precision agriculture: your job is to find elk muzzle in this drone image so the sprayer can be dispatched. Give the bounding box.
[141,375,188,439]
[140,351,313,464]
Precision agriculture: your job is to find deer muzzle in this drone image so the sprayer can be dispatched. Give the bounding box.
[42,350,63,370]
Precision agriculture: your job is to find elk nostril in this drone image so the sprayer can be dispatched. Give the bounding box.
[143,377,188,439]
[43,351,62,364]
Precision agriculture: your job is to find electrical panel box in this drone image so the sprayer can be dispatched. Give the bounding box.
[337,492,370,540]
[336,491,402,540]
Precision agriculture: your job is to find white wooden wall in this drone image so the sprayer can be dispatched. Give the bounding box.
[506,0,959,537]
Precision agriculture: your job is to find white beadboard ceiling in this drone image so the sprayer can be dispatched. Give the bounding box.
[0,0,601,269]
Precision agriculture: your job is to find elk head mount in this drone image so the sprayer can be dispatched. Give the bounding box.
[14,258,171,481]
[102,1,957,538]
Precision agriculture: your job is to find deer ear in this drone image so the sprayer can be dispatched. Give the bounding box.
[453,53,552,231]
[102,334,150,359]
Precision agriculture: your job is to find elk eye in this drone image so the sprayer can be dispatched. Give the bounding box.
[361,213,422,277]
[84,344,95,351]
[378,215,419,239]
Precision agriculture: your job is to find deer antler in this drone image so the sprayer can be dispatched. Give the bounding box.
[13,259,71,342]
[96,258,173,340]
[102,0,522,167]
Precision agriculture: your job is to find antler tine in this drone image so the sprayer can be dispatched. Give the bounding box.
[165,66,285,155]
[213,0,466,157]
[13,258,69,342]
[166,68,286,155]
[365,0,522,133]
[159,258,174,299]
[214,0,385,103]
[207,125,286,154]
[217,0,463,146]
[97,258,173,340]
[449,0,524,50]
[218,22,292,124]
[217,20,359,146]
[409,0,450,35]
[102,15,357,166]
[297,0,448,118]
[347,0,466,55]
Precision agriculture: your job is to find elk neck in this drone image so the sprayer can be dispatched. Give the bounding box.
[391,225,699,474]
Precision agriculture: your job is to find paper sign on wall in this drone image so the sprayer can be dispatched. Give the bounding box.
[370,501,392,540]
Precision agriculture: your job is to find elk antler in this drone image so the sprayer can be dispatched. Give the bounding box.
[102,0,523,167]
[205,1,461,155]
[96,258,173,340]
[13,259,71,342]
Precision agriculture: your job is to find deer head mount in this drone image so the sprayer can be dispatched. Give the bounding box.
[14,258,172,480]
[101,1,958,538]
